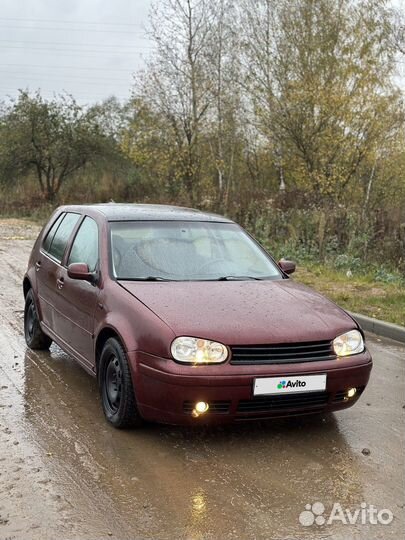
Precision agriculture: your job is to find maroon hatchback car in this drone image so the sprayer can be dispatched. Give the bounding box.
[23,204,372,428]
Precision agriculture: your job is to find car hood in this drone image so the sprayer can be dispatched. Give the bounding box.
[118,279,357,345]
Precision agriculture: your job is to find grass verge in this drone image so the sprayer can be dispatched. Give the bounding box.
[296,263,405,327]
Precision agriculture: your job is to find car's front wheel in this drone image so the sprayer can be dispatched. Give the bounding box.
[24,289,52,350]
[99,337,143,428]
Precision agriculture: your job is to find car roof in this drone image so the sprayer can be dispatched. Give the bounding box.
[58,203,234,223]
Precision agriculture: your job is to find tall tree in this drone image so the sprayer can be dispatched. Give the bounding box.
[242,0,402,201]
[132,0,215,203]
[205,0,244,210]
[0,92,117,201]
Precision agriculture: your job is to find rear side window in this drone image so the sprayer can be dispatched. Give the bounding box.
[47,212,80,262]
[68,217,99,272]
[42,213,65,253]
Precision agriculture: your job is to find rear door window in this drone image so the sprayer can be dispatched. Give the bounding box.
[47,212,80,262]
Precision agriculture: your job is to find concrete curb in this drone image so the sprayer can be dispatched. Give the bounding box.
[350,312,405,344]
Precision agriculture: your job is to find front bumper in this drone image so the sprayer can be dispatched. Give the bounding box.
[128,350,373,425]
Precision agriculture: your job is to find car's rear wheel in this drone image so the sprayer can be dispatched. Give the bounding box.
[99,337,143,428]
[24,289,52,350]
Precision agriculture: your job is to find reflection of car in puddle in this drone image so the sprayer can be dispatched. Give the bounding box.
[21,344,371,539]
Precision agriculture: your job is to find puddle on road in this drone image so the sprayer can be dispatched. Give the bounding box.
[3,333,402,540]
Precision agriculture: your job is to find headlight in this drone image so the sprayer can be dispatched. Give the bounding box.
[171,337,228,364]
[333,330,364,357]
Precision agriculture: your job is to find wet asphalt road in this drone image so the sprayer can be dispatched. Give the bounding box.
[0,221,404,540]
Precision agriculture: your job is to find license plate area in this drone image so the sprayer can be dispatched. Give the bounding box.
[253,374,327,396]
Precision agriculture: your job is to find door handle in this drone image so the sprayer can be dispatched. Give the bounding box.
[35,261,41,272]
[56,277,64,290]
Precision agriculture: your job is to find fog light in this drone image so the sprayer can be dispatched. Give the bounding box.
[192,401,209,417]
[347,387,357,398]
[195,401,209,413]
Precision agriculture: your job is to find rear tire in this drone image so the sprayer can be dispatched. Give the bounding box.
[24,289,52,350]
[99,337,143,429]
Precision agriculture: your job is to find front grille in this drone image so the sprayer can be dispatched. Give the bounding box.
[237,392,329,413]
[230,340,335,365]
[183,401,231,414]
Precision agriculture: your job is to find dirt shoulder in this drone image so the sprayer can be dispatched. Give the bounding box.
[0,218,42,241]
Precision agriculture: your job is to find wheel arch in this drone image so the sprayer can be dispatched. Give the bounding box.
[23,276,32,298]
[95,326,127,377]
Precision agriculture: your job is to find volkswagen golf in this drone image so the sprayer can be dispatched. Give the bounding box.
[23,204,372,428]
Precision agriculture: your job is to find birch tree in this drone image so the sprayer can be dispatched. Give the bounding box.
[133,0,214,203]
[242,0,401,201]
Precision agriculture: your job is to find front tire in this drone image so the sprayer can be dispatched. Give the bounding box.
[24,289,52,350]
[99,337,143,428]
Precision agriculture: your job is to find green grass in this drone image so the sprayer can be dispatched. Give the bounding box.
[295,263,405,327]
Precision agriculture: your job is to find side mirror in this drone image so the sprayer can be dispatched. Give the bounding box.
[278,259,296,275]
[67,262,95,282]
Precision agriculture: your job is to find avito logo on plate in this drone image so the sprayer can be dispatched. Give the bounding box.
[277,380,307,389]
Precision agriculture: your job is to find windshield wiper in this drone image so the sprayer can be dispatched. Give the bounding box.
[216,275,265,281]
[120,276,175,281]
[119,275,267,282]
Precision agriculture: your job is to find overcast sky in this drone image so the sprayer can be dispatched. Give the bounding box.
[1,0,404,105]
[0,0,153,104]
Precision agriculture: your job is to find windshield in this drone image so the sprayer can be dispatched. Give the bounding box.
[110,221,282,281]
